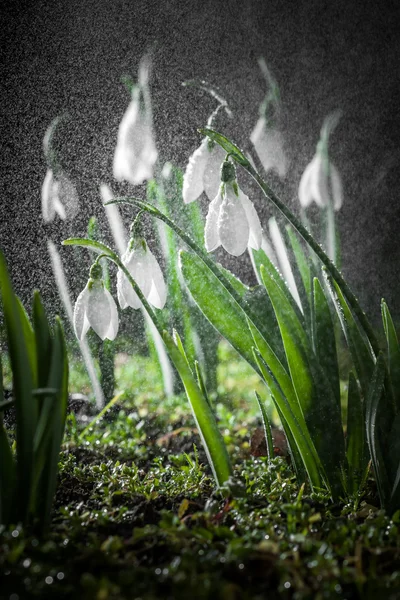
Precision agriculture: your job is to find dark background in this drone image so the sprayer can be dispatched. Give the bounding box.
[2,0,400,324]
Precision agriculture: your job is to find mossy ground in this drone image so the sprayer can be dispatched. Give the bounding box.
[1,343,400,600]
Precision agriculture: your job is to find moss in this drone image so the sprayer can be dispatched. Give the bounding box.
[1,345,400,599]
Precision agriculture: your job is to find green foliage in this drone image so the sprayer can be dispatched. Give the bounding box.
[63,237,232,489]
[0,249,68,533]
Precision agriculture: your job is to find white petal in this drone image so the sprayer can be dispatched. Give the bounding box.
[57,173,79,219]
[310,154,330,208]
[330,163,343,210]
[250,119,288,177]
[298,158,316,208]
[73,285,91,340]
[113,90,157,185]
[182,138,210,203]
[218,185,249,256]
[116,269,129,309]
[86,282,113,340]
[125,246,152,299]
[41,169,56,223]
[203,143,226,201]
[204,189,223,252]
[104,288,119,340]
[239,190,262,250]
[117,260,143,309]
[146,249,167,309]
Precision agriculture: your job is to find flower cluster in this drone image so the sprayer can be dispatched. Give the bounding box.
[74,236,166,341]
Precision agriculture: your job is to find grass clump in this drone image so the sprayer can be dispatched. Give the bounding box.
[2,346,400,600]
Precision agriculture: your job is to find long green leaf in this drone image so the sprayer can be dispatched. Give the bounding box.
[163,330,232,487]
[0,251,35,522]
[324,271,375,402]
[365,353,391,509]
[32,291,52,392]
[16,297,38,389]
[180,250,260,370]
[0,347,15,524]
[34,318,68,531]
[0,421,15,525]
[260,265,345,496]
[313,277,340,407]
[381,300,400,413]
[346,372,369,495]
[254,391,274,461]
[286,226,314,333]
[252,348,322,489]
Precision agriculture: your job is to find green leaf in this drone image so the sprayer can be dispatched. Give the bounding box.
[260,264,345,497]
[0,420,15,525]
[254,391,274,461]
[381,300,400,413]
[252,348,323,489]
[16,297,38,389]
[324,270,375,401]
[312,277,340,407]
[63,238,117,260]
[32,291,52,390]
[33,318,68,532]
[285,226,314,333]
[0,250,36,522]
[388,413,400,513]
[365,353,391,509]
[180,250,260,370]
[346,372,369,495]
[163,329,232,487]
[0,348,16,524]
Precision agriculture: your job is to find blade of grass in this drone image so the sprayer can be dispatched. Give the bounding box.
[365,353,391,509]
[164,329,232,487]
[381,299,400,413]
[346,372,369,496]
[0,250,36,522]
[254,391,274,461]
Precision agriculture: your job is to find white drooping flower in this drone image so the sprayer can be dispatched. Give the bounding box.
[113,59,157,185]
[204,161,262,257]
[74,265,119,341]
[298,149,343,210]
[250,116,288,178]
[182,138,226,203]
[117,238,167,310]
[41,168,79,223]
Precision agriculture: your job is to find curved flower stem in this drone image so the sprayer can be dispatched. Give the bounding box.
[198,127,380,358]
[62,237,232,487]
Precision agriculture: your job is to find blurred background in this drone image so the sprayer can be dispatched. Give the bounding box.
[2,0,400,325]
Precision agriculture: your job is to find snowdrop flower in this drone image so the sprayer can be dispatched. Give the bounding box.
[117,237,167,310]
[182,138,226,203]
[41,168,79,223]
[250,116,288,177]
[204,160,262,257]
[74,263,119,341]
[298,143,343,210]
[113,59,157,185]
